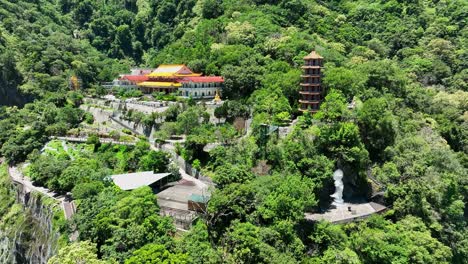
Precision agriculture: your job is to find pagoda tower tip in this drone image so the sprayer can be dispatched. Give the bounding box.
[304,50,323,59]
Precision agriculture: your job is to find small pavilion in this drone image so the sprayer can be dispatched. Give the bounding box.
[111,171,171,191]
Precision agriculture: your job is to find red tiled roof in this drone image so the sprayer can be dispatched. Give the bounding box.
[179,76,224,83]
[120,75,149,82]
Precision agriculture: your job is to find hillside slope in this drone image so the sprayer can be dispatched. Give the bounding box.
[0,0,466,263]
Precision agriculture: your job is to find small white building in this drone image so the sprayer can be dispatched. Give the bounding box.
[102,68,154,89]
[179,76,224,99]
[130,68,154,76]
[102,74,150,89]
[111,171,171,191]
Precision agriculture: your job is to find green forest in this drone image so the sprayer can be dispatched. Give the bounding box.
[0,0,466,263]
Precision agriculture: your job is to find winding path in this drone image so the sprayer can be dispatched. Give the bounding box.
[8,166,61,200]
[52,136,136,146]
[151,143,211,190]
[7,165,76,220]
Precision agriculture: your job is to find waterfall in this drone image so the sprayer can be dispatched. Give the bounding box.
[0,181,60,264]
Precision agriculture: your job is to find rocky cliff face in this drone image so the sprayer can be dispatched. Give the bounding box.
[0,87,30,107]
[0,180,60,264]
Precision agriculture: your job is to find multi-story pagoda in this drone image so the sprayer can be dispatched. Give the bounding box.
[299,51,324,113]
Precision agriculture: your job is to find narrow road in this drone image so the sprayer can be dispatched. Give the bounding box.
[150,143,210,190]
[52,136,136,146]
[8,165,62,201]
[62,200,76,220]
[8,165,77,220]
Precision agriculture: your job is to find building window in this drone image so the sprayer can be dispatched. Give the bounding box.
[195,92,198,97]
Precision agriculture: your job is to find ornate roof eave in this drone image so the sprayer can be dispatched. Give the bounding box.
[304,50,323,59]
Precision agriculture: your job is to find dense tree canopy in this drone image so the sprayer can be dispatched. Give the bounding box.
[0,0,466,263]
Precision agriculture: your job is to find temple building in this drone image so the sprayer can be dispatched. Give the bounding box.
[179,76,224,99]
[101,68,149,89]
[104,64,224,99]
[138,65,200,94]
[299,51,324,112]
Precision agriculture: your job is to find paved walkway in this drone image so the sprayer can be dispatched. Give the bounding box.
[62,200,76,220]
[150,143,210,190]
[304,202,387,224]
[8,165,61,201]
[8,165,76,220]
[52,136,136,146]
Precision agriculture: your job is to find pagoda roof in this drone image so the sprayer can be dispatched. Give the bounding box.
[120,75,149,82]
[138,81,181,87]
[148,64,201,77]
[179,76,224,83]
[304,51,323,59]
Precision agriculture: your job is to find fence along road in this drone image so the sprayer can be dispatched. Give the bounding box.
[7,164,76,220]
[52,136,136,146]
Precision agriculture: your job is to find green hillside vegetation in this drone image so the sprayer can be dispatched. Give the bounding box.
[0,0,466,263]
[25,140,170,194]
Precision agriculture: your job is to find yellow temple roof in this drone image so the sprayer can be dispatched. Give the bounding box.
[138,81,181,87]
[147,64,202,77]
[148,72,202,77]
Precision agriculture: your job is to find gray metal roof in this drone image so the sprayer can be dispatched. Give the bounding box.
[111,171,171,190]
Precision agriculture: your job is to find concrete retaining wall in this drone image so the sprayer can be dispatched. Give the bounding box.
[160,144,213,184]
[109,115,157,141]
